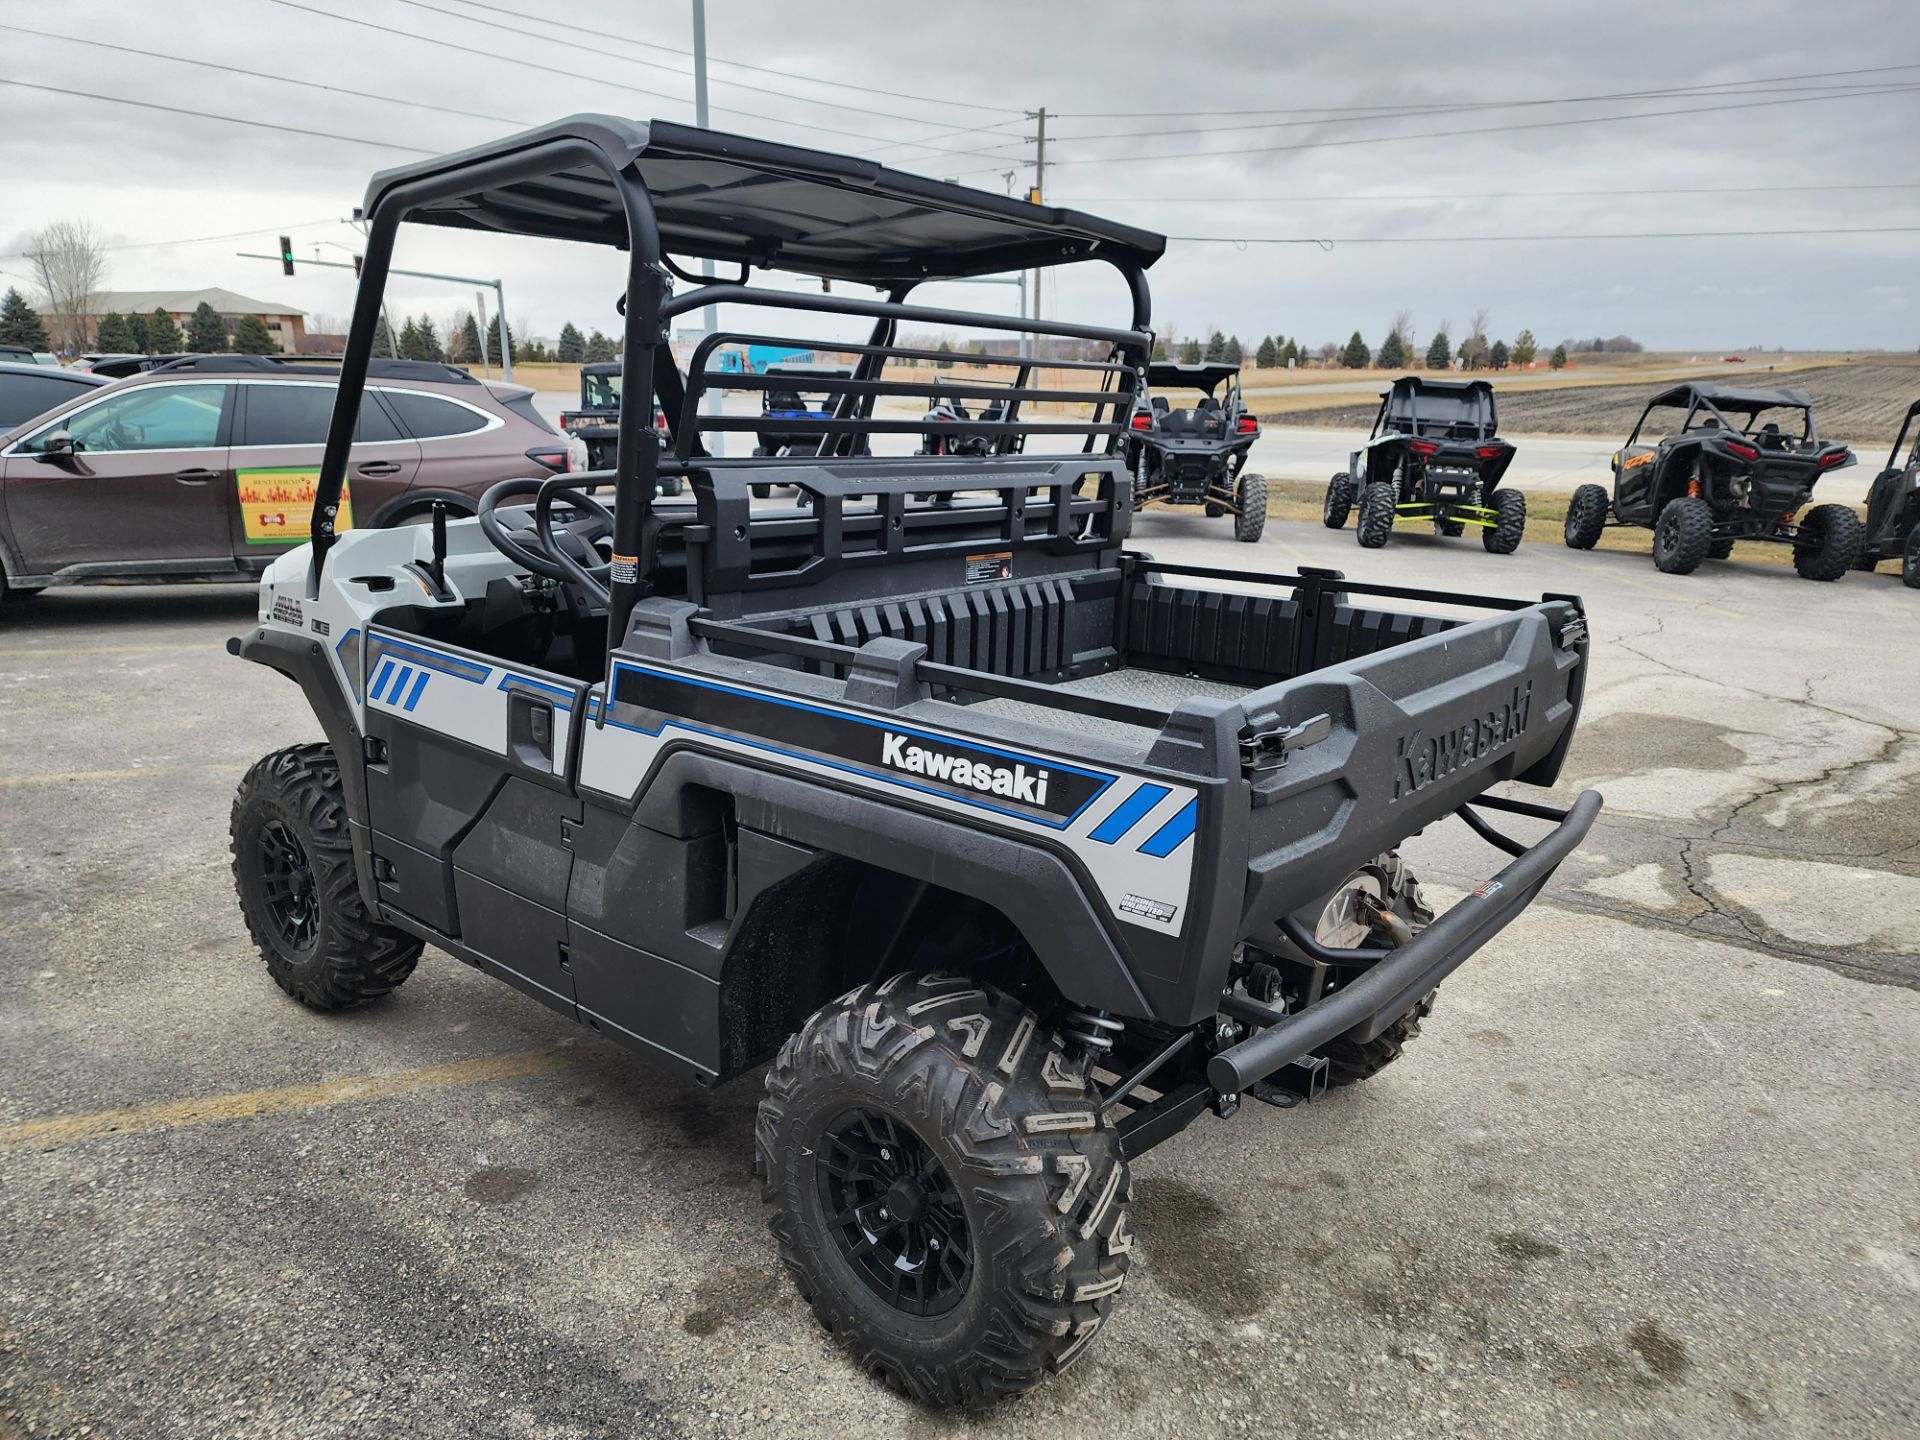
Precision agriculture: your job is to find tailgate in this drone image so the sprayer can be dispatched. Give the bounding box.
[1230,599,1587,927]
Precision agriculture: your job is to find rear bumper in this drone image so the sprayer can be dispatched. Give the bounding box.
[1207,788,1603,1093]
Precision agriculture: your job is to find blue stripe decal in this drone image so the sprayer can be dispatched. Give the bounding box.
[403,670,430,711]
[496,673,576,709]
[365,635,491,684]
[388,666,414,706]
[1089,783,1172,845]
[369,659,396,703]
[1138,799,1198,857]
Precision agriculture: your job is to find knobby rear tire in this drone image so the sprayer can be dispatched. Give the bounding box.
[1323,472,1354,529]
[1356,481,1396,549]
[1482,488,1526,554]
[1793,503,1865,582]
[1652,497,1713,575]
[1234,473,1268,543]
[1563,483,1608,549]
[758,973,1131,1409]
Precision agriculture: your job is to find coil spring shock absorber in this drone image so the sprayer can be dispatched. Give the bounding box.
[1063,1008,1125,1061]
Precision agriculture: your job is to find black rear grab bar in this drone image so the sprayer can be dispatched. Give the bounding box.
[1209,788,1604,1095]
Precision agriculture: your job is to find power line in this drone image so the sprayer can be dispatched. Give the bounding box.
[1054,62,1920,116]
[960,83,1920,173]
[0,21,533,129]
[1056,181,1920,204]
[359,0,1019,159]
[1048,78,1920,143]
[0,76,435,153]
[439,0,1022,120]
[0,217,346,263]
[1167,226,1920,246]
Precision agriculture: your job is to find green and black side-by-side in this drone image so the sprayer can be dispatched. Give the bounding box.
[1323,376,1526,553]
[226,115,1602,1407]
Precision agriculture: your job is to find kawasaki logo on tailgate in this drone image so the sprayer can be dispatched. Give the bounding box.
[1392,682,1532,801]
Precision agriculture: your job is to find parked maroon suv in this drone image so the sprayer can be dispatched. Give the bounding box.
[0,354,576,609]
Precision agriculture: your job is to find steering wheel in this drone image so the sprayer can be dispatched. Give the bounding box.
[477,477,615,595]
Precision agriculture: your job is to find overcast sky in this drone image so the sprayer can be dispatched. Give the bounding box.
[2,0,1916,355]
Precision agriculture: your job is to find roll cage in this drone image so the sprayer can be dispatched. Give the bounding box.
[1371,377,1498,444]
[1881,398,1920,472]
[1626,383,1818,448]
[307,113,1165,642]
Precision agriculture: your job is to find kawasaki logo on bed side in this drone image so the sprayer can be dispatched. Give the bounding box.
[1392,683,1532,801]
[609,666,1113,826]
[882,732,1048,806]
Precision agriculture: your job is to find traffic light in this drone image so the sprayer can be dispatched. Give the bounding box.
[1027,187,1041,205]
[279,236,294,276]
[352,254,363,278]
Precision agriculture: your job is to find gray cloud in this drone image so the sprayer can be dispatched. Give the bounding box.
[2,0,1916,352]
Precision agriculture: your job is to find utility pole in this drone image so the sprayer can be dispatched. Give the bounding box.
[1027,106,1047,359]
[692,0,721,452]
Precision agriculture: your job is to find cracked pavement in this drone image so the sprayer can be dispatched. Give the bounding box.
[2,515,1916,1440]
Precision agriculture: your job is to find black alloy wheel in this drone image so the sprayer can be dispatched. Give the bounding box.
[256,819,320,955]
[816,1108,972,1318]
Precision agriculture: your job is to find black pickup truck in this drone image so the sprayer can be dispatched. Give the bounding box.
[227,116,1602,1409]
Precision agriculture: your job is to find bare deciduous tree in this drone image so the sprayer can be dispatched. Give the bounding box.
[1391,308,1415,350]
[27,219,105,355]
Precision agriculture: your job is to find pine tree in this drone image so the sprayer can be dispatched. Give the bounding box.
[1489,339,1510,371]
[1179,337,1201,364]
[373,315,398,358]
[1377,330,1407,369]
[456,313,482,365]
[1549,343,1568,371]
[124,312,149,353]
[1150,336,1168,361]
[1340,331,1372,369]
[1510,329,1537,367]
[556,322,585,363]
[416,314,444,363]
[0,287,51,349]
[583,329,616,363]
[1425,329,1452,370]
[1202,329,1227,362]
[146,307,185,355]
[1255,335,1278,369]
[935,339,954,369]
[486,314,512,365]
[397,317,423,360]
[1281,339,1299,366]
[186,301,227,352]
[93,311,133,353]
[1223,335,1243,365]
[233,314,278,355]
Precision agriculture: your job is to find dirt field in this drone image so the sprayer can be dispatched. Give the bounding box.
[1260,358,1920,444]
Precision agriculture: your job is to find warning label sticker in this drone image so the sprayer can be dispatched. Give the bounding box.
[964,551,1012,585]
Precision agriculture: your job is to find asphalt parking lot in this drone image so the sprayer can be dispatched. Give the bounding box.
[2,512,1916,1439]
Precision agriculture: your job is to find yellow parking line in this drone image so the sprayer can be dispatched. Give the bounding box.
[0,763,241,788]
[0,1045,574,1154]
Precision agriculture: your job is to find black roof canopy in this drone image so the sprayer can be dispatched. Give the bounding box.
[1647,381,1813,411]
[363,115,1167,284]
[1382,376,1494,400]
[1146,361,1240,393]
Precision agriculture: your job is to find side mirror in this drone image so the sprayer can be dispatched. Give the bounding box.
[33,431,77,463]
